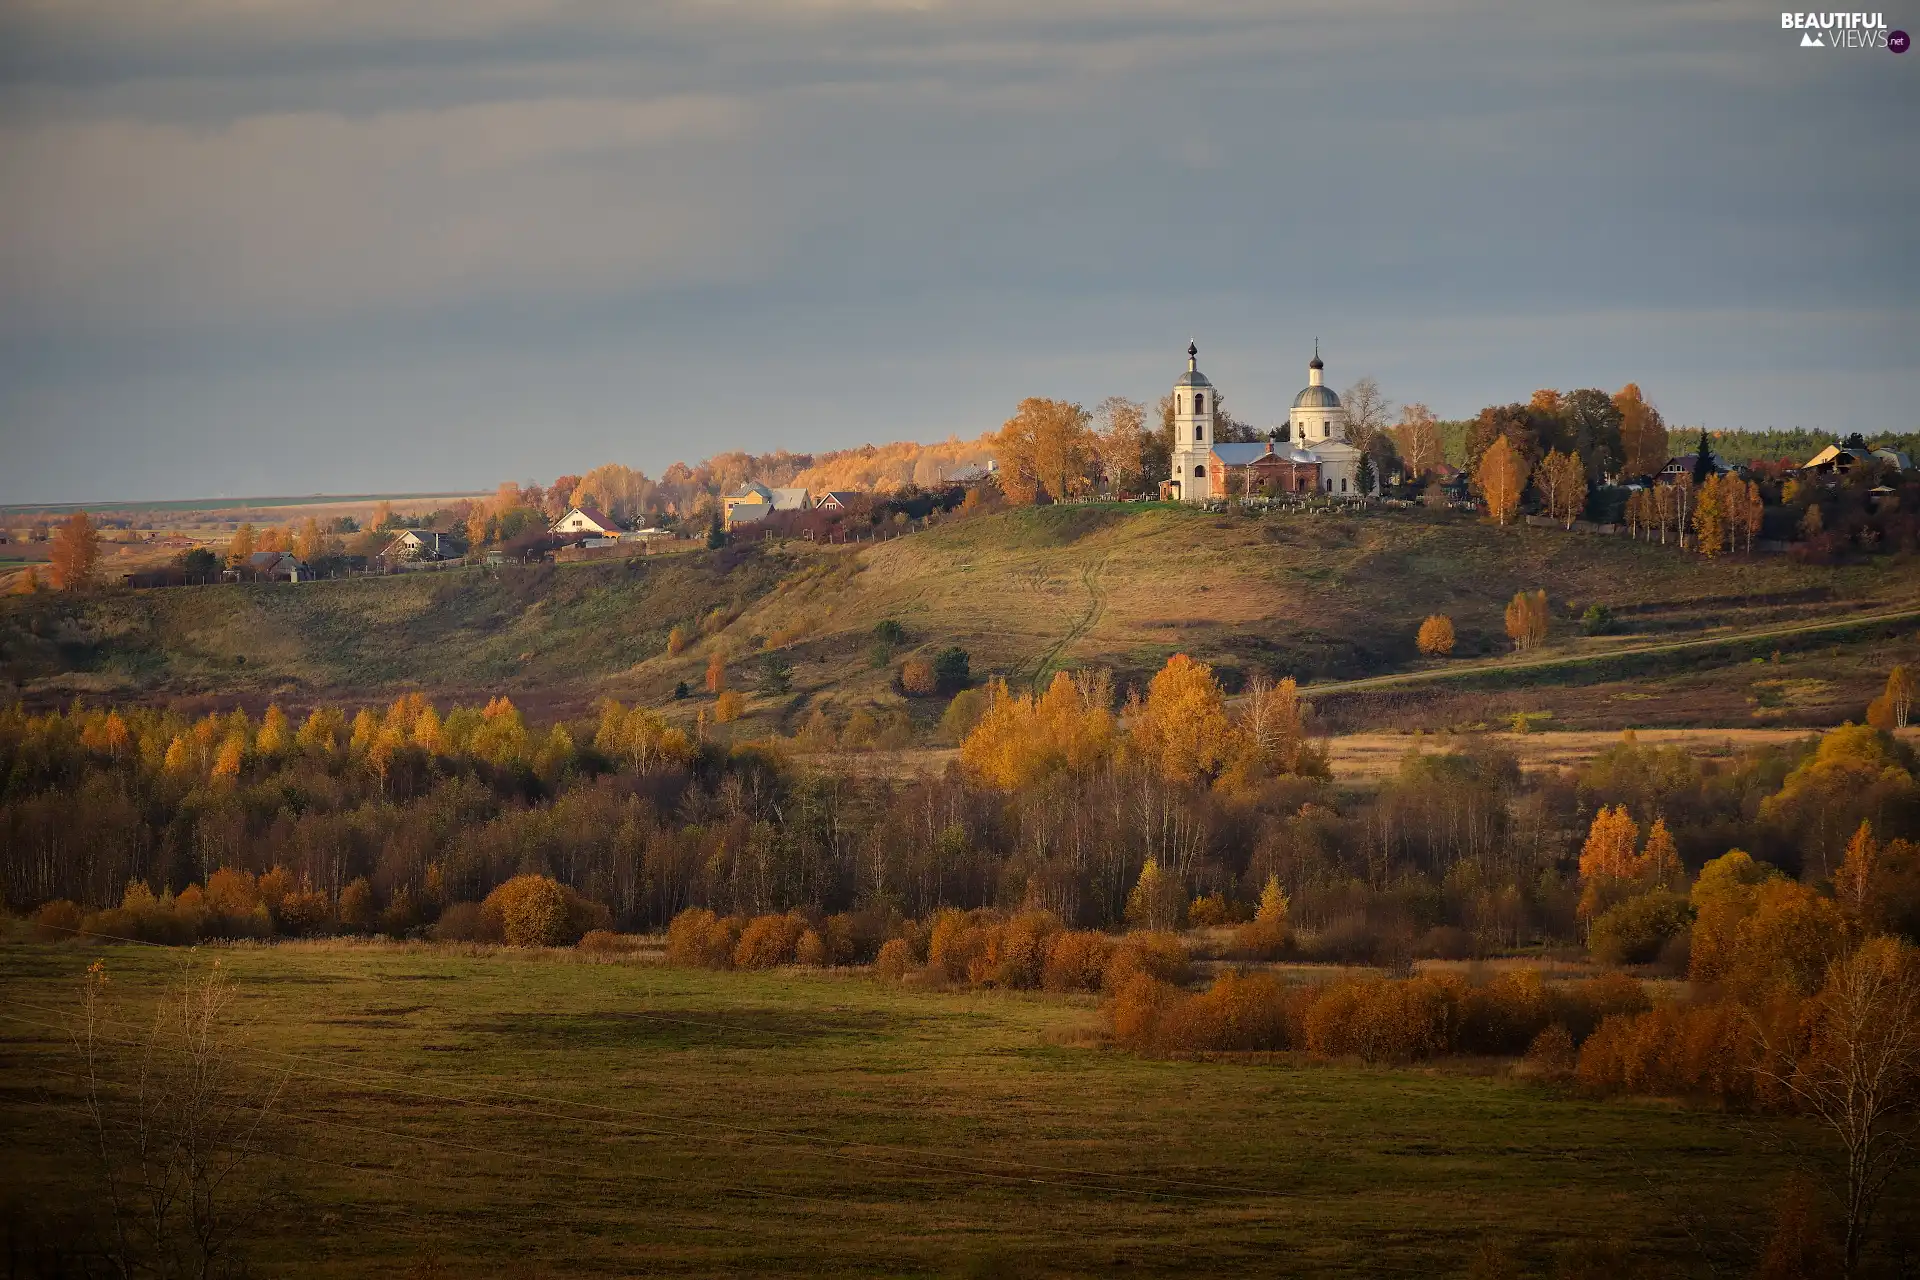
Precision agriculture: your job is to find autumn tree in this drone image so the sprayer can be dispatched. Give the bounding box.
[1883,666,1914,730]
[1392,402,1443,478]
[1126,654,1231,787]
[1342,376,1392,457]
[1473,435,1529,526]
[995,398,1097,504]
[1752,937,1920,1278]
[77,958,286,1280]
[1536,449,1588,528]
[50,511,101,590]
[1503,589,1548,652]
[1416,615,1456,657]
[1092,396,1149,496]
[1562,388,1625,480]
[1614,383,1669,479]
[226,523,256,566]
[1692,472,1729,558]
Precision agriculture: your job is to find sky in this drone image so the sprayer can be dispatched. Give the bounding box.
[0,0,1914,504]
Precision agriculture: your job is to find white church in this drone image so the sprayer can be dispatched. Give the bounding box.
[1164,342,1367,502]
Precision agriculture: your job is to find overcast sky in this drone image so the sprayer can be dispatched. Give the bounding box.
[0,0,1913,503]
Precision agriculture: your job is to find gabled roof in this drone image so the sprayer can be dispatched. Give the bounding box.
[551,505,616,531]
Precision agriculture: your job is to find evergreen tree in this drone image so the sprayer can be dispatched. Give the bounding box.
[1691,429,1716,485]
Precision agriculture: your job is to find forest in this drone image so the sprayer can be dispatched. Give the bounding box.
[7,654,1916,962]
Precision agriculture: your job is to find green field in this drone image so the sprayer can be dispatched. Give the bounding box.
[2,504,1914,730]
[0,940,1831,1277]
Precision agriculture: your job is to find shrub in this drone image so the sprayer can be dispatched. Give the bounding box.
[1588,890,1694,965]
[926,908,994,983]
[795,928,828,967]
[432,901,485,942]
[30,899,83,942]
[1573,1001,1761,1103]
[276,886,334,937]
[1546,972,1651,1042]
[337,877,375,934]
[735,912,807,969]
[900,659,938,697]
[1524,1024,1577,1079]
[1109,975,1178,1049]
[1460,970,1551,1055]
[1158,972,1295,1053]
[980,911,1060,988]
[1103,931,1190,992]
[1303,974,1466,1063]
[1186,893,1229,928]
[480,875,609,948]
[931,646,970,691]
[666,907,745,969]
[874,937,913,980]
[1042,930,1116,993]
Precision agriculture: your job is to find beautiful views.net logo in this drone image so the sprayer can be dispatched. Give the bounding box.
[1780,12,1908,50]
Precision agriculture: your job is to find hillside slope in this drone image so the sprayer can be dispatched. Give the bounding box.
[3,505,1912,729]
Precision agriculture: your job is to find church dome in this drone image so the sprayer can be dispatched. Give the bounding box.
[1292,384,1340,409]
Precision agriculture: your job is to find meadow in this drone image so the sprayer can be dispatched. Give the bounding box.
[0,937,1849,1278]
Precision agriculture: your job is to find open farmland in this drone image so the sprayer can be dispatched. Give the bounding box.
[0,939,1845,1278]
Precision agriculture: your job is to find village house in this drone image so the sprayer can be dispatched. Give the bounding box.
[724,483,812,527]
[1801,434,1912,476]
[549,506,621,538]
[378,530,467,564]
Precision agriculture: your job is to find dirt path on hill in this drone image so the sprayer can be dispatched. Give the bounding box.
[1027,552,1110,693]
[1299,601,1920,697]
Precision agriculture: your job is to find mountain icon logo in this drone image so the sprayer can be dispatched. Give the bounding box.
[1799,31,1825,46]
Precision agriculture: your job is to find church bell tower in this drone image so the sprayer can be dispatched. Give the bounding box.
[1170,341,1216,502]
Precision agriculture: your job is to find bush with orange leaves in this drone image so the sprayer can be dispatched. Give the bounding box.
[1042,930,1116,992]
[734,912,809,969]
[480,874,610,947]
[1574,1000,1767,1106]
[665,907,746,969]
[873,937,913,979]
[1103,930,1191,992]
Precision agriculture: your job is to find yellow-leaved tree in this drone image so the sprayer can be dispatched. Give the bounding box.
[50,511,101,591]
[1124,654,1230,788]
[1503,589,1549,651]
[994,398,1097,504]
[1416,615,1455,657]
[1473,435,1529,526]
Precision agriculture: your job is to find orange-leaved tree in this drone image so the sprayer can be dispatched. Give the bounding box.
[993,398,1097,504]
[1473,435,1529,525]
[50,511,101,590]
[1537,449,1587,529]
[1124,654,1230,788]
[1416,615,1455,657]
[1503,589,1548,651]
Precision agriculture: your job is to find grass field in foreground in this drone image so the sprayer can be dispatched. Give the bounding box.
[0,941,1846,1278]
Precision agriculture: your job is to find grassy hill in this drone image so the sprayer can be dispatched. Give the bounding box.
[3,504,1914,729]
